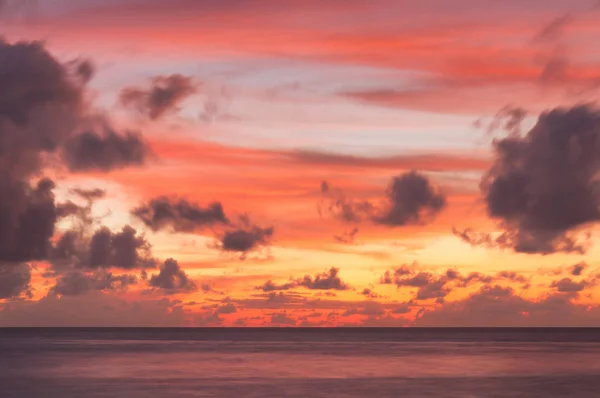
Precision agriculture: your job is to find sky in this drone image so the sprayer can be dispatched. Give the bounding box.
[1,0,600,326]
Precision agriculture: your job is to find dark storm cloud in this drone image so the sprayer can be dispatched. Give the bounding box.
[297,267,350,290]
[63,127,150,172]
[132,196,229,233]
[0,263,31,299]
[149,258,196,293]
[120,74,197,120]
[51,270,137,296]
[373,171,447,226]
[455,105,600,254]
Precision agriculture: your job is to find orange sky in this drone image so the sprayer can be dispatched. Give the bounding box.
[1,0,600,326]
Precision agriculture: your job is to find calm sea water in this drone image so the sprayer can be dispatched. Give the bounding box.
[1,328,600,397]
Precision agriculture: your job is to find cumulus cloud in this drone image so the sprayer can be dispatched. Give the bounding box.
[0,37,155,297]
[381,264,530,302]
[0,263,31,299]
[51,270,137,296]
[132,196,229,232]
[149,258,196,294]
[550,277,593,293]
[320,171,446,241]
[219,224,274,258]
[63,127,150,172]
[373,171,447,226]
[455,105,600,254]
[298,267,350,290]
[120,74,197,120]
[570,262,588,276]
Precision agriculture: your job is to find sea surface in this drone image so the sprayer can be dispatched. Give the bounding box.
[1,328,600,397]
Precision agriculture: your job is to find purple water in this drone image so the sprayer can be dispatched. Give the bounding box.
[1,328,600,397]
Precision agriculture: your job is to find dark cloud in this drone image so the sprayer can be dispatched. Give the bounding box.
[257,280,295,292]
[0,178,57,263]
[270,312,296,326]
[88,226,153,269]
[50,224,154,272]
[0,292,188,327]
[570,262,588,276]
[342,301,386,317]
[416,284,600,327]
[550,278,589,293]
[321,171,445,231]
[360,288,380,299]
[455,105,600,254]
[132,196,229,233]
[51,270,137,296]
[149,258,196,294]
[298,267,350,290]
[214,303,237,315]
[373,171,447,226]
[318,181,373,223]
[0,263,31,299]
[120,74,197,120]
[63,127,150,172]
[219,225,274,257]
[381,264,530,302]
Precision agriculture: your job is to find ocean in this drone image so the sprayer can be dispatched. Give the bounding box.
[1,328,600,397]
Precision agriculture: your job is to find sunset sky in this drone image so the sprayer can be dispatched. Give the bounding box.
[2,0,600,326]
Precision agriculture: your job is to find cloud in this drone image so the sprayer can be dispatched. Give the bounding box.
[373,171,447,226]
[342,301,386,317]
[360,288,381,298]
[219,224,274,257]
[88,226,154,269]
[257,280,296,292]
[120,74,197,120]
[298,267,350,290]
[0,178,58,263]
[0,263,31,299]
[270,312,297,326]
[550,277,590,293]
[0,292,189,326]
[320,171,446,240]
[50,222,155,273]
[570,262,588,276]
[416,284,600,327]
[51,270,137,296]
[455,105,600,254]
[62,127,150,172]
[132,196,229,233]
[381,264,530,302]
[149,258,196,294]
